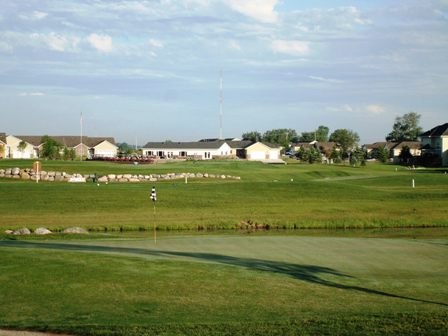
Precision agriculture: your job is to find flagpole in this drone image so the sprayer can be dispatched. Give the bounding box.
[80,112,83,161]
[153,202,157,244]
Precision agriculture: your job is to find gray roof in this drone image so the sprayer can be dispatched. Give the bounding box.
[0,132,6,144]
[14,135,116,148]
[392,141,421,150]
[421,123,448,137]
[365,142,397,150]
[143,141,228,149]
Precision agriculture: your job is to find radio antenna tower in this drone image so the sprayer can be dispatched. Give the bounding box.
[219,69,223,140]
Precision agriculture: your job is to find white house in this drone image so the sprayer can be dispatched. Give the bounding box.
[420,123,448,166]
[6,135,37,159]
[142,141,234,160]
[245,142,281,161]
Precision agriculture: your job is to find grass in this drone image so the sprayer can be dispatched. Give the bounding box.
[0,160,447,231]
[0,233,447,335]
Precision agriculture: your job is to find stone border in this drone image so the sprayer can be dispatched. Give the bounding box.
[0,168,241,183]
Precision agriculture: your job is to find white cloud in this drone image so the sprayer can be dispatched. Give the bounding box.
[149,38,164,48]
[308,75,344,84]
[30,32,80,52]
[19,11,48,21]
[271,40,310,56]
[0,41,13,53]
[229,40,241,50]
[224,0,279,23]
[87,33,113,52]
[19,92,45,96]
[366,104,385,114]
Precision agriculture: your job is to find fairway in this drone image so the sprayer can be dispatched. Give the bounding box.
[0,233,447,335]
[1,160,448,231]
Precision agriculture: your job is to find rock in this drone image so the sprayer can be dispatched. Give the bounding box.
[12,175,20,179]
[62,227,88,234]
[129,178,140,182]
[149,177,157,182]
[34,227,52,235]
[13,228,31,235]
[11,167,20,175]
[196,173,203,178]
[221,175,226,179]
[119,178,128,182]
[0,169,4,174]
[98,176,108,183]
[55,175,64,181]
[40,170,47,176]
[0,173,4,178]
[5,168,12,175]
[123,174,132,179]
[48,177,55,182]
[47,171,55,177]
[108,174,116,180]
[20,172,30,180]
[204,173,209,178]
[4,230,13,235]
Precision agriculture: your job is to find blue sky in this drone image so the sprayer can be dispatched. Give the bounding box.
[1,0,447,144]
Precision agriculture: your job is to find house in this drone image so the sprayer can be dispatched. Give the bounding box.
[0,133,7,158]
[4,134,117,159]
[142,140,282,161]
[6,135,38,158]
[390,141,421,163]
[244,142,281,161]
[364,142,397,155]
[420,123,448,166]
[142,140,234,160]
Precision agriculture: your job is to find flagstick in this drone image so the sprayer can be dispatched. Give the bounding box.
[153,202,157,244]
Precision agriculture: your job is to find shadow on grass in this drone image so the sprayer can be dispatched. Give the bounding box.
[1,240,447,307]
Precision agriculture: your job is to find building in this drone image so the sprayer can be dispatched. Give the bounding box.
[0,133,7,159]
[390,141,421,163]
[420,123,448,166]
[3,134,117,159]
[142,140,281,161]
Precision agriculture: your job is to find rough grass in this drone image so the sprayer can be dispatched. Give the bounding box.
[0,160,447,231]
[0,234,447,335]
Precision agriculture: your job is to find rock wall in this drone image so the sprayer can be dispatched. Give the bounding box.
[0,168,241,183]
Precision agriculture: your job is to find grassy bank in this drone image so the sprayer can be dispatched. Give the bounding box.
[0,234,447,335]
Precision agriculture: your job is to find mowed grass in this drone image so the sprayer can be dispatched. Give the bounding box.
[0,160,447,230]
[0,234,447,335]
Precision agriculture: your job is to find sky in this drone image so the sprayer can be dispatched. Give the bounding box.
[1,0,447,144]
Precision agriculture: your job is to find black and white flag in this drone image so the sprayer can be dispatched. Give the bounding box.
[150,186,157,202]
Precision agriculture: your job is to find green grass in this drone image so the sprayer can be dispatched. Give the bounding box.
[0,234,447,335]
[1,160,447,231]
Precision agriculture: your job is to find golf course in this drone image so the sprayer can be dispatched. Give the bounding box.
[1,160,447,335]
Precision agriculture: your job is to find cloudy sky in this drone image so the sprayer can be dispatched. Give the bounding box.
[1,0,447,144]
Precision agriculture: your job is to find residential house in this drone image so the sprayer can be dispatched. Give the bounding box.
[4,134,117,159]
[142,140,281,161]
[390,141,421,163]
[6,135,37,158]
[420,123,448,166]
[142,140,233,160]
[364,142,397,156]
[0,133,7,159]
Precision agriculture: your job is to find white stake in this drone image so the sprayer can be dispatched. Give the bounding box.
[412,179,415,188]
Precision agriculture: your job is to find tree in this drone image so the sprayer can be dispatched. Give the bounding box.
[17,141,27,157]
[69,148,76,160]
[386,112,422,142]
[242,131,262,142]
[315,125,329,142]
[350,147,366,166]
[40,135,61,160]
[262,129,298,147]
[299,132,315,142]
[372,146,389,163]
[62,147,70,160]
[399,146,414,165]
[330,147,342,163]
[329,129,360,153]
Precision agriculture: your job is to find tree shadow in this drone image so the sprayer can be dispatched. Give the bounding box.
[1,240,447,307]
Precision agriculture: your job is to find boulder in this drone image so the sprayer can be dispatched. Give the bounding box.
[0,169,4,174]
[129,178,140,182]
[108,174,116,180]
[34,227,52,235]
[20,172,30,180]
[98,176,108,183]
[149,177,158,182]
[40,170,48,177]
[62,227,88,234]
[4,230,13,235]
[55,175,64,182]
[13,228,31,235]
[12,175,20,179]
[196,173,203,178]
[119,178,128,182]
[0,173,4,178]
[11,167,20,175]
[5,168,12,175]
[47,171,55,177]
[123,174,132,179]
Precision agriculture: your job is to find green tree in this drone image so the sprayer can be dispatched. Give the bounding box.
[350,147,366,166]
[242,131,262,142]
[372,146,389,163]
[329,129,360,154]
[17,140,27,156]
[330,147,342,163]
[299,132,315,142]
[315,125,329,142]
[386,112,422,142]
[40,136,61,160]
[69,148,76,160]
[62,147,70,160]
[399,146,414,165]
[262,129,298,147]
